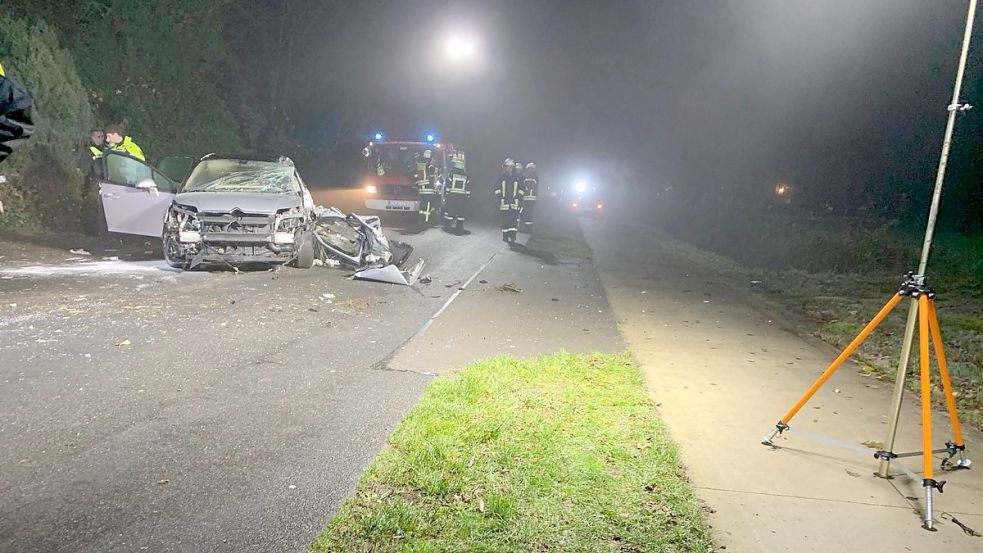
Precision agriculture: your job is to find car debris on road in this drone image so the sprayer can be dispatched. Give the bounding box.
[312,206,424,285]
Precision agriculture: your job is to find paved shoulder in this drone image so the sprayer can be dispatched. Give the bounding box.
[581,218,983,552]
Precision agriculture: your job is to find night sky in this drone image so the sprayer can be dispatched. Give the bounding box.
[273,0,980,225]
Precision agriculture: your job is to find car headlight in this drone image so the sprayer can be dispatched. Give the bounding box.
[168,204,200,231]
[366,184,378,194]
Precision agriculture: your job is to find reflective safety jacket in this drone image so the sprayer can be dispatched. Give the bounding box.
[522,173,539,201]
[90,145,105,159]
[447,170,469,196]
[107,136,146,161]
[494,171,523,210]
[0,62,35,164]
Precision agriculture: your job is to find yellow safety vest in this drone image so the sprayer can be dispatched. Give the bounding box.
[0,63,5,77]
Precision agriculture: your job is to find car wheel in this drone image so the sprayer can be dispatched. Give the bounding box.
[162,232,186,269]
[294,232,315,269]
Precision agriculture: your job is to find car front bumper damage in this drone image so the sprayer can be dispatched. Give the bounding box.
[164,207,307,268]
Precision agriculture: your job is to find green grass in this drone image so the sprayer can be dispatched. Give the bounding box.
[310,353,712,553]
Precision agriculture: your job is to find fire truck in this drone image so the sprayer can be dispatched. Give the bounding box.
[359,132,461,214]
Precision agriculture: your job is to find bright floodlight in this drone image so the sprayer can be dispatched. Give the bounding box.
[574,181,587,193]
[445,34,477,62]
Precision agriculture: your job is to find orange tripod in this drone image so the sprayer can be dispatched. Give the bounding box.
[762,274,970,530]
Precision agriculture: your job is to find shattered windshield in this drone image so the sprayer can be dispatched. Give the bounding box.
[184,160,300,194]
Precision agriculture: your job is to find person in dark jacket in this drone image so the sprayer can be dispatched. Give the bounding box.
[494,158,523,243]
[0,62,35,164]
[442,150,470,234]
[519,161,538,232]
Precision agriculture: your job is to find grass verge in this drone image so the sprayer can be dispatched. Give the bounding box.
[310,353,712,553]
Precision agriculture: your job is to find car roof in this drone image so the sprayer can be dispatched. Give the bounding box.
[199,153,294,164]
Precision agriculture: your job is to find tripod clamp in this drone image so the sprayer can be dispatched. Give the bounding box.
[924,478,946,493]
[898,272,935,299]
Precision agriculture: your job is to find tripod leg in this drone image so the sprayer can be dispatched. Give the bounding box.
[926,299,969,469]
[918,295,939,530]
[764,293,904,444]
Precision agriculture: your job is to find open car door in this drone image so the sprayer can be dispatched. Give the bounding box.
[98,152,178,237]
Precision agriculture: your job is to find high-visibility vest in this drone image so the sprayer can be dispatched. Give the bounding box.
[0,63,5,77]
[523,177,538,200]
[107,136,146,161]
[448,173,468,194]
[496,177,522,209]
[90,146,104,159]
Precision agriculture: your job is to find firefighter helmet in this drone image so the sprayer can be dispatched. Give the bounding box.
[504,158,515,168]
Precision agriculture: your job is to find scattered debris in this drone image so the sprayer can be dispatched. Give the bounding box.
[941,512,982,537]
[321,293,336,300]
[445,279,462,288]
[552,298,559,302]
[102,256,120,261]
[419,275,433,284]
[354,259,425,286]
[861,440,884,449]
[116,339,131,348]
[479,279,488,284]
[157,479,170,485]
[69,248,91,256]
[497,282,523,293]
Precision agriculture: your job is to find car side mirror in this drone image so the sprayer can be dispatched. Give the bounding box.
[135,179,159,197]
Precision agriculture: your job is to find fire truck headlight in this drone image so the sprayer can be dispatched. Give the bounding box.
[366,185,378,194]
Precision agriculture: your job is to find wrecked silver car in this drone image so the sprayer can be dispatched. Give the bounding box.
[162,155,317,269]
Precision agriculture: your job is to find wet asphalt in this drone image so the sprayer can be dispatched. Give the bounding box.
[0,215,504,552]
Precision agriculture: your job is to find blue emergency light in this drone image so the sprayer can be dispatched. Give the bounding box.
[425,132,436,143]
[373,132,384,141]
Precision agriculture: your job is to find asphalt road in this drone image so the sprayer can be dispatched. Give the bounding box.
[0,200,505,552]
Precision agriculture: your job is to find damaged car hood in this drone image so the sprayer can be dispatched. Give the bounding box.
[174,192,302,214]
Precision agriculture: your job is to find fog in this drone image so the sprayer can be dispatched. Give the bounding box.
[274,0,980,236]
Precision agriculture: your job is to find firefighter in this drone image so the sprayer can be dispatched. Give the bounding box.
[520,161,538,232]
[104,125,146,161]
[415,149,440,228]
[494,158,523,243]
[0,61,35,165]
[442,150,469,234]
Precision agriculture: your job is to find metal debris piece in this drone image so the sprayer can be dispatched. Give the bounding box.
[354,259,425,286]
[497,282,523,293]
[69,248,92,256]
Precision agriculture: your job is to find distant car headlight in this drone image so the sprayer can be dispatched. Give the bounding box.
[571,202,579,208]
[366,184,378,194]
[596,203,604,209]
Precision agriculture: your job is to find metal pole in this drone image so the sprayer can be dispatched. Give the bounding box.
[877,0,977,479]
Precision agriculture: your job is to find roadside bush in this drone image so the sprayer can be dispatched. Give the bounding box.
[0,14,93,232]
